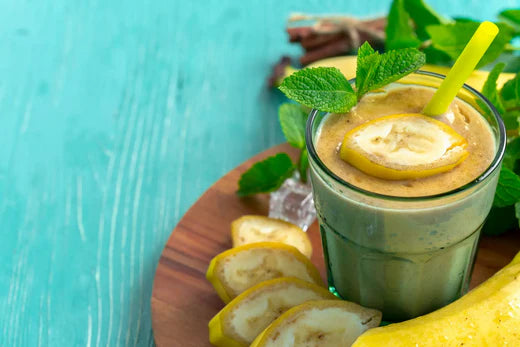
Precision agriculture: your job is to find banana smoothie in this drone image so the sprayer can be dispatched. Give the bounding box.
[307,76,504,322]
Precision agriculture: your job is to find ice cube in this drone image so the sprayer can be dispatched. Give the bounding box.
[269,172,316,231]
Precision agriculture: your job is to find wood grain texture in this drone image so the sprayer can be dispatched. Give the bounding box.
[0,1,517,346]
[152,143,520,347]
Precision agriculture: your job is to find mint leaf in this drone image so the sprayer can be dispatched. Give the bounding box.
[356,44,426,99]
[426,22,514,68]
[237,153,294,196]
[493,167,520,208]
[279,103,308,149]
[298,148,309,183]
[403,0,446,40]
[482,62,506,114]
[502,109,520,132]
[482,205,517,235]
[499,9,520,33]
[358,41,375,60]
[501,73,520,102]
[356,42,380,99]
[503,137,520,170]
[385,0,422,50]
[278,67,357,113]
[497,72,520,131]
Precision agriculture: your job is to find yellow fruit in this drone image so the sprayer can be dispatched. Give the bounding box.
[208,277,337,347]
[339,113,468,180]
[512,251,520,266]
[353,259,520,346]
[307,55,514,91]
[206,242,324,303]
[251,300,382,347]
[231,215,312,258]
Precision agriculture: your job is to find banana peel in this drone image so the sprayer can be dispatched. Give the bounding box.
[352,251,520,346]
[307,56,514,91]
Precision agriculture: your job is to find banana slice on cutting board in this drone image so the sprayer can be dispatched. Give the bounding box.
[206,242,323,303]
[340,113,468,180]
[231,215,312,258]
[251,300,382,347]
[208,277,337,347]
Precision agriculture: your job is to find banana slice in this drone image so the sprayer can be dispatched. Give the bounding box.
[251,300,382,347]
[206,242,323,303]
[208,277,337,347]
[231,215,312,258]
[340,113,468,180]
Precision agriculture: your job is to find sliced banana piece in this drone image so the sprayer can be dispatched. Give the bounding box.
[231,215,312,258]
[208,277,337,347]
[251,300,382,347]
[206,242,323,303]
[340,113,468,180]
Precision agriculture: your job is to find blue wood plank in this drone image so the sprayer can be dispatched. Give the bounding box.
[0,0,516,346]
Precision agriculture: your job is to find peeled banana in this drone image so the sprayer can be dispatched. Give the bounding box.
[206,242,323,303]
[208,277,337,347]
[231,215,312,258]
[251,300,382,347]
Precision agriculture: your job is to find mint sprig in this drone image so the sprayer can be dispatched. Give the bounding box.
[279,43,425,113]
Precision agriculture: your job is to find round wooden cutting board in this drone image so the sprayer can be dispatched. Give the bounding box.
[151,143,520,347]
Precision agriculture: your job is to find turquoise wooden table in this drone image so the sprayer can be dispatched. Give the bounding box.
[1,0,516,346]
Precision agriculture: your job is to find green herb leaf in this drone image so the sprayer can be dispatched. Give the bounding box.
[426,22,514,68]
[298,148,309,183]
[499,9,520,33]
[503,137,520,170]
[502,109,520,132]
[237,153,295,196]
[482,62,506,114]
[493,167,520,208]
[482,205,517,235]
[403,0,446,40]
[515,202,520,227]
[356,43,426,99]
[358,41,376,60]
[385,0,422,50]
[279,103,308,149]
[278,67,357,113]
[501,72,520,102]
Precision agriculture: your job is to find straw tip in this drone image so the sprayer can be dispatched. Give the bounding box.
[479,21,499,36]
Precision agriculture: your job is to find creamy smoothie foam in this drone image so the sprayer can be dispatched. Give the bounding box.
[309,83,499,322]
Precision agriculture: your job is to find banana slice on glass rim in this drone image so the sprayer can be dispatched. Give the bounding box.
[340,113,469,180]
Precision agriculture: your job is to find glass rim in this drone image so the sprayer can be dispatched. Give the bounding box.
[305,70,506,202]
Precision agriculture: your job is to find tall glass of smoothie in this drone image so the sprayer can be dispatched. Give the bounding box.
[306,71,506,322]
